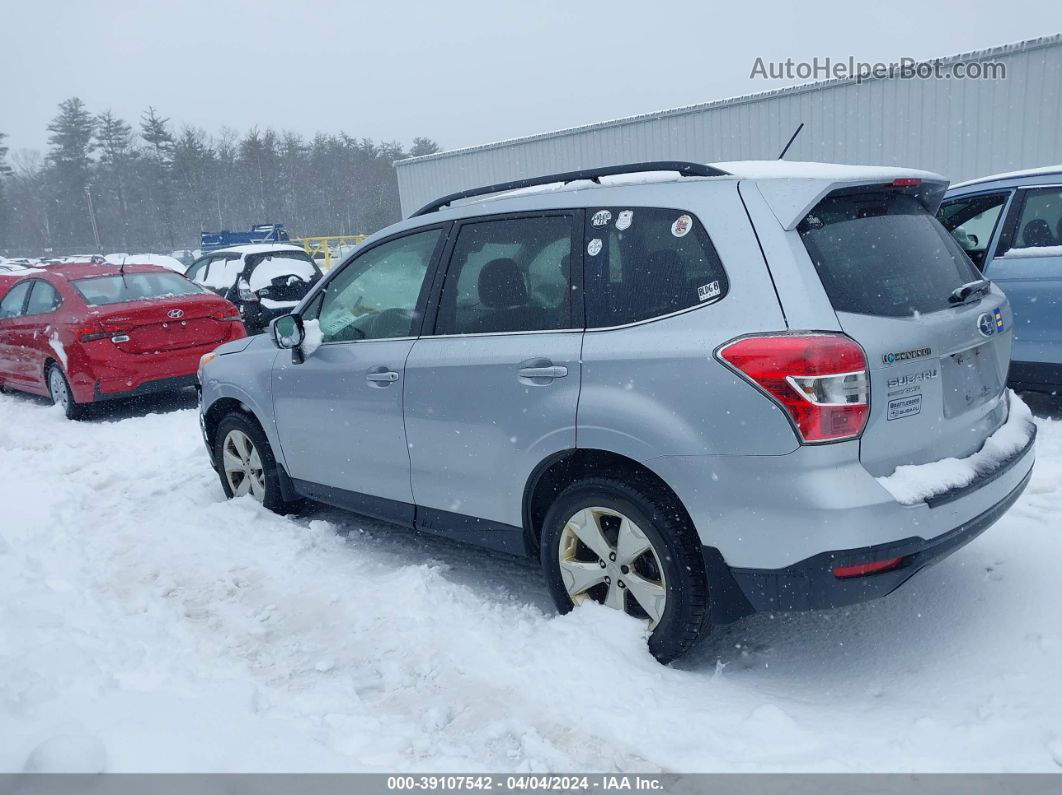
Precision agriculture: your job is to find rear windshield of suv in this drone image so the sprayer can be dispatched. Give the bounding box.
[798,191,980,317]
[73,273,205,306]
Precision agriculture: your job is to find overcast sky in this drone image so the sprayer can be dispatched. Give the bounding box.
[4,1,1062,156]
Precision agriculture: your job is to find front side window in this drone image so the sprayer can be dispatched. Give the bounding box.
[24,281,62,315]
[308,228,441,343]
[72,273,205,306]
[435,215,575,335]
[584,207,728,327]
[0,281,33,319]
[938,192,1010,269]
[1000,187,1062,257]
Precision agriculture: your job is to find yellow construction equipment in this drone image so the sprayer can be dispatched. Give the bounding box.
[291,235,367,270]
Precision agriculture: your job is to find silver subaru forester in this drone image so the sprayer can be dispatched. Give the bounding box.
[197,160,1036,663]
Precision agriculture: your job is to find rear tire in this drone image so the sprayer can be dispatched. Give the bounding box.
[47,364,85,420]
[540,477,711,664]
[214,411,301,514]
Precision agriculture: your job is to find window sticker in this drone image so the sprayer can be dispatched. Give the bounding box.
[587,238,603,256]
[697,280,721,302]
[671,214,692,237]
[591,210,612,227]
[616,210,633,231]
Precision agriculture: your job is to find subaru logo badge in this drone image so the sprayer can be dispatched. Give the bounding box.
[977,312,995,337]
[168,308,184,319]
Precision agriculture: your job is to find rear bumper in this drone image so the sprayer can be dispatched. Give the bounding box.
[93,374,198,402]
[70,330,245,403]
[724,452,1032,613]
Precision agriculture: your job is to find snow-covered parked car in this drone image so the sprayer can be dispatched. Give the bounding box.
[185,244,322,334]
[198,160,1036,664]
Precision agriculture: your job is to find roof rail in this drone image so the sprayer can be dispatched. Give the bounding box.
[409,161,729,217]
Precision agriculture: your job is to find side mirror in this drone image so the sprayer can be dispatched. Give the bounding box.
[271,313,304,350]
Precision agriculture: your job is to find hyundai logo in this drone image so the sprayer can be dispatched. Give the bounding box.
[977,312,995,337]
[168,309,185,319]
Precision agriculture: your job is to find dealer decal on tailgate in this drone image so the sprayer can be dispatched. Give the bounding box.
[888,394,922,421]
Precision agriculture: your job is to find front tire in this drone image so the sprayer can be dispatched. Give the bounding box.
[47,364,85,420]
[214,412,300,514]
[540,477,711,664]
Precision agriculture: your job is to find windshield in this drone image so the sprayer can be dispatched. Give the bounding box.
[72,272,205,306]
[799,192,980,317]
[247,252,318,291]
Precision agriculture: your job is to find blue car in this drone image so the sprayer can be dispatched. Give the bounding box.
[940,167,1062,394]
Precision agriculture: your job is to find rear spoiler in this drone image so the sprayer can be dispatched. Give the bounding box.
[718,163,949,230]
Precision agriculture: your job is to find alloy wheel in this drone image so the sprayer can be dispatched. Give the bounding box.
[557,506,667,628]
[222,429,266,501]
[49,368,70,410]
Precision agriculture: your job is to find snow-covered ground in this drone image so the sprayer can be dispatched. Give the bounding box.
[1,390,1061,773]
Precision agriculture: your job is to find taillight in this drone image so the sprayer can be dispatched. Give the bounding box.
[717,333,870,443]
[833,556,904,579]
[891,178,922,187]
[212,308,242,321]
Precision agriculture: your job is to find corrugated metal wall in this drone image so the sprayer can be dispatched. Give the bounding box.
[395,35,1062,216]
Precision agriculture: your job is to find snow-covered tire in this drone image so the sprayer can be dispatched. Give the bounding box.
[47,363,85,420]
[214,412,301,514]
[540,477,711,665]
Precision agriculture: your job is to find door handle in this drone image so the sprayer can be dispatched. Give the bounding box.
[366,369,400,383]
[517,365,568,379]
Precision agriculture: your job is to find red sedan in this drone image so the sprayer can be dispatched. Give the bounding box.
[0,263,246,418]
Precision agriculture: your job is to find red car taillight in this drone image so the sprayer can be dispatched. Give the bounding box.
[717,333,870,444]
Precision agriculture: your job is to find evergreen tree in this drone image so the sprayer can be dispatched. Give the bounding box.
[0,132,10,250]
[94,110,136,247]
[409,137,441,158]
[140,107,176,248]
[46,97,97,248]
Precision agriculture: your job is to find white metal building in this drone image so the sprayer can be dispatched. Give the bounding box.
[395,34,1062,217]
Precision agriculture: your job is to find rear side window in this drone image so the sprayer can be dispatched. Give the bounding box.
[435,215,575,335]
[72,273,205,306]
[25,281,62,315]
[799,192,980,317]
[1000,187,1062,257]
[0,281,33,319]
[585,207,728,328]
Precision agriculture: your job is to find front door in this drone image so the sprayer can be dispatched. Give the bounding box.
[271,227,446,520]
[0,281,34,388]
[986,186,1062,376]
[404,212,583,535]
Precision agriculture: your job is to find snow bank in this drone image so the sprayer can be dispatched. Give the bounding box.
[1,390,1061,772]
[877,391,1035,505]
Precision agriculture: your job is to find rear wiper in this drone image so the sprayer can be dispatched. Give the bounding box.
[949,279,991,305]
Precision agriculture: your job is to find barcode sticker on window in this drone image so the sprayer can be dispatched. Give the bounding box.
[697,281,721,302]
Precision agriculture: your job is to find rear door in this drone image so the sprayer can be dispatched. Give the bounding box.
[796,188,1011,476]
[403,212,583,535]
[981,186,1062,380]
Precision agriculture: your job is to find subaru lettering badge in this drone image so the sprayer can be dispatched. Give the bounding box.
[977,312,995,337]
[168,309,185,319]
